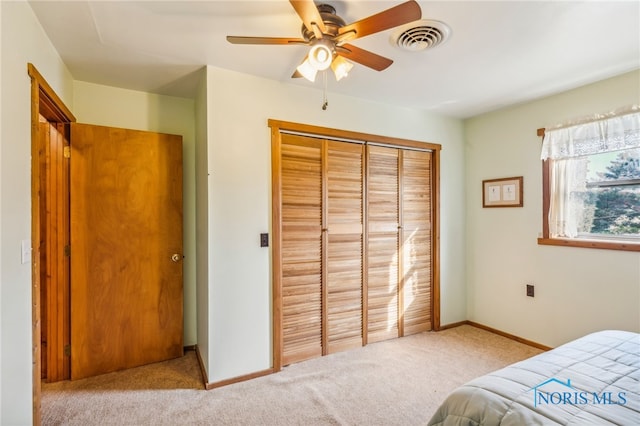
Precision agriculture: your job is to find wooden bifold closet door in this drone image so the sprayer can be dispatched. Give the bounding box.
[367,146,432,342]
[325,141,364,354]
[400,149,432,336]
[272,121,437,368]
[279,135,323,365]
[366,146,400,343]
[278,134,364,365]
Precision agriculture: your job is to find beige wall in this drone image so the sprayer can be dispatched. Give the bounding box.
[202,66,467,383]
[0,1,75,424]
[464,70,640,348]
[72,81,197,346]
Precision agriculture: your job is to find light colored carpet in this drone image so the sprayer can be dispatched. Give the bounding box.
[41,325,543,425]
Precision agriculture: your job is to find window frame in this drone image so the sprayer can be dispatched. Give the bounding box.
[537,128,640,252]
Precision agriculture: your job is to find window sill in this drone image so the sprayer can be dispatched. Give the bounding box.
[537,237,640,252]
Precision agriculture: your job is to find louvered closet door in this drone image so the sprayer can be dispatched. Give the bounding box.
[326,141,364,353]
[401,150,432,335]
[280,134,323,365]
[367,146,400,343]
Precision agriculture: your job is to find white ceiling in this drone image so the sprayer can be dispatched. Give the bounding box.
[29,0,640,118]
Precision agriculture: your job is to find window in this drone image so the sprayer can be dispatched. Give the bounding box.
[539,106,640,251]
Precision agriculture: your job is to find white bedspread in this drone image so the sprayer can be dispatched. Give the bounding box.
[428,330,640,425]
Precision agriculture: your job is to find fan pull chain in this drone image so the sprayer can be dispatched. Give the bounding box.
[322,71,328,110]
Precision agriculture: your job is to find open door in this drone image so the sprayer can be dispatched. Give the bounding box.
[38,119,71,382]
[69,123,184,380]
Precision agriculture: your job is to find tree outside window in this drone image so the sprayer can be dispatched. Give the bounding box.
[583,149,640,237]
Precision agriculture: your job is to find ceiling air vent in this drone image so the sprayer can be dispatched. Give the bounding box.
[391,20,451,51]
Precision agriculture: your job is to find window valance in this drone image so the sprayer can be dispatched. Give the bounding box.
[541,105,640,160]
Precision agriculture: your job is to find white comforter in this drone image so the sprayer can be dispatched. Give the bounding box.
[428,330,640,425]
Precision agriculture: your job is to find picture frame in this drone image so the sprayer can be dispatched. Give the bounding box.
[482,176,523,208]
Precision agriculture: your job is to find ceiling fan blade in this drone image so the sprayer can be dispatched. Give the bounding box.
[289,0,327,37]
[226,36,307,45]
[337,44,393,71]
[338,0,421,41]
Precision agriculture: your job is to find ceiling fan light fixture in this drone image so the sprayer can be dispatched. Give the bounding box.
[331,56,353,81]
[228,0,424,85]
[296,58,318,82]
[308,40,333,71]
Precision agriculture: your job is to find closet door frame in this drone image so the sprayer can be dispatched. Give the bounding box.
[269,119,441,372]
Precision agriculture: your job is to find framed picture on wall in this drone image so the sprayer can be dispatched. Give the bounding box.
[482,176,523,207]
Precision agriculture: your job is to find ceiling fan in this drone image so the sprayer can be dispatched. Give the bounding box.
[227,0,422,83]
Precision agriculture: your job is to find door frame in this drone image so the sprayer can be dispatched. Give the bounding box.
[28,63,76,425]
[268,119,441,372]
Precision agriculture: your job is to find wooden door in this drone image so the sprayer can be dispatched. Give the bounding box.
[366,146,400,343]
[39,119,70,382]
[325,141,364,353]
[70,123,183,380]
[400,150,432,335]
[280,133,323,365]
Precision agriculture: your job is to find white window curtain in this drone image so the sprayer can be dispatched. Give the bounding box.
[548,158,589,237]
[541,105,640,160]
[541,105,640,238]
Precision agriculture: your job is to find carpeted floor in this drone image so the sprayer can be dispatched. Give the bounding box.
[41,325,543,425]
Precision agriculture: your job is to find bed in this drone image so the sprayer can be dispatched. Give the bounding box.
[428,330,639,425]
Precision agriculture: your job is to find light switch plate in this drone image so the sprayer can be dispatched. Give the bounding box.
[21,239,31,264]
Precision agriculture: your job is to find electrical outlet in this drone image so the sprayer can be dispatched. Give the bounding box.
[526,284,535,297]
[260,233,269,247]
